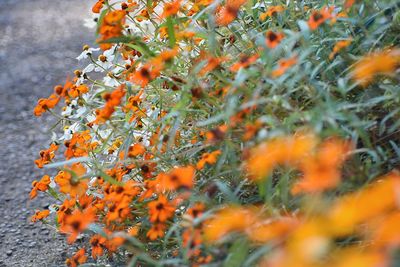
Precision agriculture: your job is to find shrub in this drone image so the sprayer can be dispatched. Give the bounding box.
[31,0,400,266]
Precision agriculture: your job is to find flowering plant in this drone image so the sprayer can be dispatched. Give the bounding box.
[31,0,400,266]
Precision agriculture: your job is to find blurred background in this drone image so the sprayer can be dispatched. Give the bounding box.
[0,0,95,266]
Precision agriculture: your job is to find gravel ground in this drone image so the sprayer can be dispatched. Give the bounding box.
[0,1,96,266]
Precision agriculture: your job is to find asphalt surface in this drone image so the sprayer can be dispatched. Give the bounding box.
[0,1,96,266]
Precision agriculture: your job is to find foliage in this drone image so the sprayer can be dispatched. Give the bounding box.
[31,0,400,266]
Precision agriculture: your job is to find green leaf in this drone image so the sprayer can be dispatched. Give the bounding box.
[223,238,249,267]
[166,16,176,48]
[99,35,156,57]
[47,187,60,200]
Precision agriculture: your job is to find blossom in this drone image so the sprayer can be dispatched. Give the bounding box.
[162,0,181,18]
[163,166,195,190]
[328,172,400,235]
[31,209,50,222]
[271,55,297,77]
[265,31,284,49]
[204,206,258,242]
[64,130,95,159]
[215,0,247,26]
[291,138,352,194]
[76,45,100,61]
[196,150,221,170]
[344,0,356,9]
[92,0,105,14]
[91,84,126,124]
[308,7,334,30]
[29,175,51,199]
[128,143,146,157]
[60,207,96,243]
[129,63,162,87]
[147,223,167,240]
[90,235,107,259]
[54,163,88,198]
[33,94,60,116]
[148,195,175,222]
[329,39,352,60]
[246,217,298,243]
[97,10,126,50]
[66,248,87,267]
[352,49,400,86]
[245,133,317,180]
[259,5,284,21]
[34,143,59,168]
[230,54,259,72]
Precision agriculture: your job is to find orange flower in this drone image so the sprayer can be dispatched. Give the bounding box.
[33,93,60,116]
[291,139,351,194]
[308,7,334,30]
[271,55,297,77]
[68,84,89,99]
[66,248,87,267]
[329,39,352,60]
[162,0,181,18]
[90,234,107,259]
[123,89,144,123]
[148,195,175,222]
[344,0,356,9]
[97,10,126,50]
[186,203,206,219]
[92,84,126,124]
[53,77,74,100]
[215,0,247,26]
[196,150,221,170]
[54,163,88,198]
[204,206,258,242]
[129,64,161,87]
[161,166,196,190]
[245,133,317,180]
[128,143,146,157]
[31,209,50,222]
[198,56,228,76]
[92,0,104,13]
[328,172,400,235]
[329,248,386,267]
[151,47,179,66]
[205,125,228,142]
[34,143,59,168]
[29,175,51,199]
[246,217,298,243]
[103,234,126,254]
[259,5,284,21]
[265,31,284,49]
[147,223,167,240]
[60,207,96,243]
[352,49,400,86]
[57,198,76,225]
[64,130,96,159]
[368,211,400,248]
[182,227,203,257]
[230,54,259,72]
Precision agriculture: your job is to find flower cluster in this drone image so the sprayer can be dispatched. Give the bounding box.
[31,0,400,266]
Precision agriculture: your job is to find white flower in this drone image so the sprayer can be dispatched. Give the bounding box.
[77,47,100,61]
[91,47,117,72]
[60,122,81,141]
[84,14,99,29]
[72,106,88,119]
[103,75,120,87]
[61,100,78,117]
[83,63,96,73]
